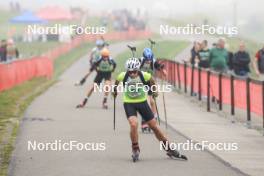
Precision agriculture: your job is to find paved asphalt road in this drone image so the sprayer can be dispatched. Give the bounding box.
[8,42,245,176]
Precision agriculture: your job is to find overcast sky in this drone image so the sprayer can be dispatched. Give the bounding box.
[2,0,263,18]
[1,0,263,41]
[8,0,261,24]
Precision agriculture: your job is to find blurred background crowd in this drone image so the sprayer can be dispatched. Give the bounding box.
[188,38,264,78]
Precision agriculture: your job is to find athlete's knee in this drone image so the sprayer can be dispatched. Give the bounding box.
[130,122,138,130]
[129,118,138,129]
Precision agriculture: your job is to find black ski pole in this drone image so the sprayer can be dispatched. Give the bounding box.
[162,91,168,129]
[77,71,92,86]
[113,96,116,130]
[148,38,156,50]
[153,97,160,125]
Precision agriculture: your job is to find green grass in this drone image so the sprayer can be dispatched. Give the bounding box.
[0,42,92,176]
[0,10,19,39]
[114,40,189,76]
[0,77,49,176]
[53,42,93,77]
[16,41,60,58]
[0,10,90,59]
[154,40,189,59]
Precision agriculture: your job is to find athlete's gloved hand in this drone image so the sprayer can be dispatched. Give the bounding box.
[112,91,117,98]
[152,92,159,98]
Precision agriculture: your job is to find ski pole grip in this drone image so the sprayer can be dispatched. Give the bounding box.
[148,39,156,45]
[127,45,136,51]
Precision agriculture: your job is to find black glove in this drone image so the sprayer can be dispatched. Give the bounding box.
[152,92,159,98]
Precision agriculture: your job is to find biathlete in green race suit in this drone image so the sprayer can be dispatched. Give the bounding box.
[140,48,167,132]
[76,48,116,109]
[75,39,106,86]
[112,57,187,162]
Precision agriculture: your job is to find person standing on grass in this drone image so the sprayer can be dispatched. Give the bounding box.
[0,40,7,62]
[6,39,19,62]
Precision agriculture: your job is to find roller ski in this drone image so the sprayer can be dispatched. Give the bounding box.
[76,98,88,108]
[166,149,188,161]
[131,143,140,162]
[141,123,151,133]
[132,149,140,163]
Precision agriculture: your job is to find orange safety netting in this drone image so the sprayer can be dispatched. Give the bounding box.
[0,30,152,92]
[0,56,53,91]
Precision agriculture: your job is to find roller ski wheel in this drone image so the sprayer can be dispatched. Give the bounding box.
[74,82,80,86]
[132,150,140,162]
[76,104,84,108]
[141,124,151,133]
[167,150,188,161]
[141,127,151,133]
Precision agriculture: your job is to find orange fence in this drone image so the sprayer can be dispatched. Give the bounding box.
[158,59,264,128]
[0,56,53,91]
[0,30,152,92]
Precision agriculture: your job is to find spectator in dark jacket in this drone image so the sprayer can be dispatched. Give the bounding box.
[232,42,250,77]
[254,45,264,76]
[0,40,7,62]
[189,41,200,66]
[198,40,210,68]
